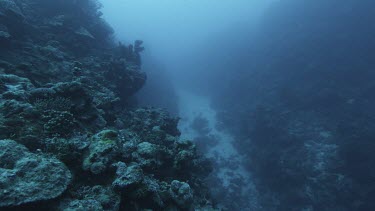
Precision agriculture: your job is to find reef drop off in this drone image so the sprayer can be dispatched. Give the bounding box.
[0,0,215,210]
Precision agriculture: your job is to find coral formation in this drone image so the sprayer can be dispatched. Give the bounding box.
[0,139,71,207]
[0,0,214,210]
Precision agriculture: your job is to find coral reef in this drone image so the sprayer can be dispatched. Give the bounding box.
[0,0,214,210]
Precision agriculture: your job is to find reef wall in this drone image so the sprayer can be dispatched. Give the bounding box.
[0,0,214,210]
[211,1,375,210]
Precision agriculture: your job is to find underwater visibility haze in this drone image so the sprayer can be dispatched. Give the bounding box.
[1,0,375,210]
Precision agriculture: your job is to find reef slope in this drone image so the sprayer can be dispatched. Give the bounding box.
[0,0,214,210]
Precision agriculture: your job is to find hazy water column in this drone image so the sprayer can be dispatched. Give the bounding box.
[99,0,273,88]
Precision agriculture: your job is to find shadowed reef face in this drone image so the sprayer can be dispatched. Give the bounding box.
[208,1,375,210]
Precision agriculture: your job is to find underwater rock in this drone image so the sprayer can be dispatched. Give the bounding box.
[43,110,77,136]
[75,27,95,40]
[0,74,34,100]
[0,24,10,39]
[0,0,24,20]
[83,130,120,175]
[42,135,90,164]
[132,141,164,171]
[39,45,67,61]
[123,108,181,139]
[136,141,159,158]
[174,141,197,169]
[0,100,35,140]
[43,81,101,128]
[0,139,71,207]
[112,162,144,192]
[169,180,194,209]
[63,185,121,211]
[46,15,65,28]
[60,199,104,211]
[104,59,146,99]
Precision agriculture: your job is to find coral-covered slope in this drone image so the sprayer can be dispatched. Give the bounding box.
[0,0,214,210]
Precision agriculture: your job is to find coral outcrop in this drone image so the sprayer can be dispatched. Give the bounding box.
[0,139,71,207]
